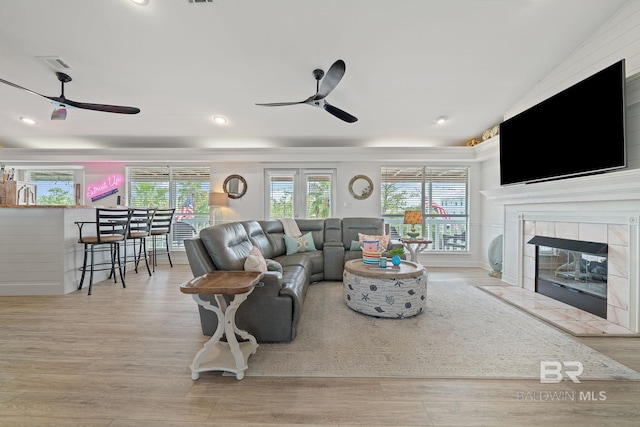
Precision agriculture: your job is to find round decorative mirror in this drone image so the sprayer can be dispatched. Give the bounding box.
[348,175,373,200]
[223,174,247,199]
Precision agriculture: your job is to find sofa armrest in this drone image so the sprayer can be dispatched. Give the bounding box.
[184,238,217,277]
[249,271,285,297]
[323,243,345,280]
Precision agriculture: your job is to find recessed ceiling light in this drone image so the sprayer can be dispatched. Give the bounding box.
[131,0,149,5]
[19,117,36,125]
[435,116,448,125]
[212,115,228,125]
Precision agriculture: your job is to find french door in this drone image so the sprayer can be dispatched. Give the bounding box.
[264,168,336,219]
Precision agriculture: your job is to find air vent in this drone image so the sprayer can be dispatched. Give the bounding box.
[187,0,214,4]
[37,56,72,70]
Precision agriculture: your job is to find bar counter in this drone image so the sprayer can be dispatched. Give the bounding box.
[0,205,106,296]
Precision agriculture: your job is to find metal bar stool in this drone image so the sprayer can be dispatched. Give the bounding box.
[149,208,176,272]
[75,208,132,295]
[125,207,156,277]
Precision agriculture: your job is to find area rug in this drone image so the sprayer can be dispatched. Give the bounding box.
[243,280,640,380]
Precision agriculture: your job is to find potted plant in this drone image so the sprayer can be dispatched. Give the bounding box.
[387,247,405,266]
[388,247,405,257]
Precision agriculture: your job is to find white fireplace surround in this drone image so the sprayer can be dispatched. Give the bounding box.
[481,168,640,333]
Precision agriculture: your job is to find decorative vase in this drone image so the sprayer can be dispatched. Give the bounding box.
[391,255,401,266]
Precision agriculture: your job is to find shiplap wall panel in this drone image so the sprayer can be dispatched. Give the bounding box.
[504,1,640,172]
[0,208,107,295]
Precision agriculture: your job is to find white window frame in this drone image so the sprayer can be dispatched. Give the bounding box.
[381,165,469,251]
[264,168,336,219]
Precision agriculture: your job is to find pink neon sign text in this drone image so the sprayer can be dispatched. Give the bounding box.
[86,174,124,199]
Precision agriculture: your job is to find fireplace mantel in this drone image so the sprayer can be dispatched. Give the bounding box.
[481,168,640,205]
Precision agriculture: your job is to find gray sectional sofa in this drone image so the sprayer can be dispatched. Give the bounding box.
[184,217,401,343]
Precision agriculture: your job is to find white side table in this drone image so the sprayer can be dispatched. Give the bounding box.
[400,238,432,262]
[180,271,264,380]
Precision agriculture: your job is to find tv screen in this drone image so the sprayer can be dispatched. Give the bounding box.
[499,59,626,185]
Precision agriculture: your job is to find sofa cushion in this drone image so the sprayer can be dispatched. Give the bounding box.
[199,223,253,271]
[295,219,326,250]
[349,240,363,251]
[266,259,283,273]
[284,232,317,255]
[341,217,385,249]
[274,252,313,272]
[358,233,391,251]
[258,220,287,257]
[242,221,275,259]
[244,246,267,272]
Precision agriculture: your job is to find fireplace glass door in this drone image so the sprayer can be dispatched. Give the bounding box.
[529,236,608,318]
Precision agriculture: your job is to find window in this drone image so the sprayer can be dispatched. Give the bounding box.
[381,166,469,251]
[126,166,210,247]
[265,168,335,219]
[25,170,76,206]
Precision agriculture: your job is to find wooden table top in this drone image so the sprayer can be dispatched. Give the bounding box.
[179,271,264,295]
[344,258,424,279]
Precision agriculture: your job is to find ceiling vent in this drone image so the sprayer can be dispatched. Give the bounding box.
[37,56,72,70]
[187,0,214,4]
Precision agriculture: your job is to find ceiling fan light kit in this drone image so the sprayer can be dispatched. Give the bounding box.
[256,59,358,123]
[51,107,67,121]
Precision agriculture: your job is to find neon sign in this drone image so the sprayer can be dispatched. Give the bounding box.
[87,174,124,202]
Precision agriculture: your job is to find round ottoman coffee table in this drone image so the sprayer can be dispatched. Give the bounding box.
[343,258,427,318]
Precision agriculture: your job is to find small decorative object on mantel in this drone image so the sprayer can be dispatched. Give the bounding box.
[482,124,500,141]
[465,138,479,147]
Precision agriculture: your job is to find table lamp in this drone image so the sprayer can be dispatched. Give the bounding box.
[403,210,422,238]
[209,192,229,225]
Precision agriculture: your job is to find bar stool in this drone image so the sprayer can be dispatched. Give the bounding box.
[125,207,156,277]
[149,208,176,272]
[76,208,132,295]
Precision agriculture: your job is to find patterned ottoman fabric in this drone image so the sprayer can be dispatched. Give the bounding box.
[343,268,427,318]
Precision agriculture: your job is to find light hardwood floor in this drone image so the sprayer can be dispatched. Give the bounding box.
[0,265,638,426]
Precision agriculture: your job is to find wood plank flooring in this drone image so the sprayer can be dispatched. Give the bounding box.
[0,265,638,426]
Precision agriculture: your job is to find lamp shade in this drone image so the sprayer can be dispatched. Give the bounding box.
[403,210,422,225]
[209,192,229,207]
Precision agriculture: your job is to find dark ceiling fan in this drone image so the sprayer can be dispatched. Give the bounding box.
[0,72,141,120]
[256,59,358,123]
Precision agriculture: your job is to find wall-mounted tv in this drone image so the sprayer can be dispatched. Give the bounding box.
[499,59,626,185]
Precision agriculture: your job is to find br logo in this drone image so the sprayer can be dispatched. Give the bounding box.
[540,361,584,383]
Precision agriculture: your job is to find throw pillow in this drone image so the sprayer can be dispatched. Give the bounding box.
[284,232,317,255]
[358,233,391,251]
[244,246,267,272]
[349,240,363,251]
[266,259,283,273]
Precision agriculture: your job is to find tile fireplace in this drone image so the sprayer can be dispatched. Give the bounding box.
[481,167,640,333]
[522,217,632,331]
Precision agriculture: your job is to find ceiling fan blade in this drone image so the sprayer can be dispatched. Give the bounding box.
[50,97,140,114]
[0,78,48,99]
[255,101,305,107]
[51,107,67,120]
[316,60,346,99]
[324,101,358,123]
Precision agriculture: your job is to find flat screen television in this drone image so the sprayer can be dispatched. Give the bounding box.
[499,59,626,185]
